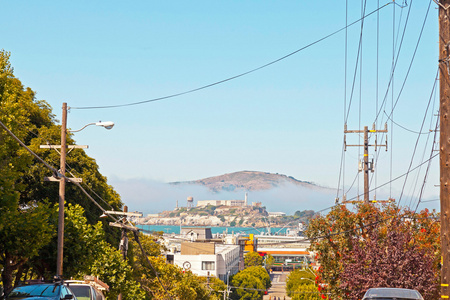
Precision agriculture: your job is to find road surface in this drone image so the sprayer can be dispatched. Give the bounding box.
[263,271,291,300]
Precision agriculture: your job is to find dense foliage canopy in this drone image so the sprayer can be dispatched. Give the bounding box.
[305,203,440,300]
[0,49,231,300]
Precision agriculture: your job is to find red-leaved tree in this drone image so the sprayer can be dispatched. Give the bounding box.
[338,220,439,300]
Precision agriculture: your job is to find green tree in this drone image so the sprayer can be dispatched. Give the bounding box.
[230,272,265,300]
[290,284,322,300]
[246,266,271,289]
[264,254,275,271]
[0,202,56,294]
[198,276,226,300]
[229,266,271,300]
[0,49,125,290]
[244,251,263,267]
[286,269,316,297]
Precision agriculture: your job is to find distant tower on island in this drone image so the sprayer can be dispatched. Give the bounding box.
[176,199,179,209]
[245,192,248,206]
[187,196,194,208]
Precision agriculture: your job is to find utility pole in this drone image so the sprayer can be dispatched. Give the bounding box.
[57,102,67,277]
[40,103,113,278]
[439,0,450,298]
[40,103,84,277]
[104,207,142,300]
[117,206,128,300]
[344,124,388,203]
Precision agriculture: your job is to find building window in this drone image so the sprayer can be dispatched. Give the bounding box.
[202,261,215,270]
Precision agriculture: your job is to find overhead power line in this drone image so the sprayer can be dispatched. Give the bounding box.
[70,2,392,110]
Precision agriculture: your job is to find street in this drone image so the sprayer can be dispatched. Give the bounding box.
[263,271,291,300]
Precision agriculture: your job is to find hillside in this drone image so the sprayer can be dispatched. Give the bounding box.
[170,170,327,193]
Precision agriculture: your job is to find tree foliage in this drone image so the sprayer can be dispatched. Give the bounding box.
[306,203,440,299]
[0,49,127,295]
[230,266,270,300]
[286,269,316,296]
[244,251,263,267]
[0,202,56,294]
[339,220,439,299]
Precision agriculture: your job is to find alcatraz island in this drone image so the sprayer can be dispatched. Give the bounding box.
[137,196,315,228]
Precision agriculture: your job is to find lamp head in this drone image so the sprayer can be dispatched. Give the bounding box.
[96,121,115,130]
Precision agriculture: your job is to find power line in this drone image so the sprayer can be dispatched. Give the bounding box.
[10,117,117,211]
[70,3,392,110]
[0,118,175,298]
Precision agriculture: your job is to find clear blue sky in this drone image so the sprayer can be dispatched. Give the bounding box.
[1,1,440,212]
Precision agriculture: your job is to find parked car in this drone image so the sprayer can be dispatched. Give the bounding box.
[65,277,108,300]
[362,288,424,300]
[64,282,104,300]
[6,282,77,300]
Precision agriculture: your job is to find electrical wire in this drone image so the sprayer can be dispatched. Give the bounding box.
[413,108,440,212]
[70,3,392,110]
[345,152,438,203]
[0,118,120,223]
[383,111,432,134]
[0,118,176,299]
[132,231,173,300]
[9,117,117,211]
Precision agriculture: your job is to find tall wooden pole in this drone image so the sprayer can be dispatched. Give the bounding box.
[440,1,450,298]
[344,124,387,204]
[363,126,370,203]
[57,102,67,277]
[118,205,128,300]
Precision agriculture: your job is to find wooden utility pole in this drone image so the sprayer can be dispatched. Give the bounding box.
[105,206,143,300]
[40,102,84,277]
[117,206,128,300]
[440,0,450,297]
[57,102,67,277]
[344,124,388,203]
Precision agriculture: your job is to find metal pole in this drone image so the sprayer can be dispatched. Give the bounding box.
[364,126,369,203]
[226,271,230,300]
[56,102,67,277]
[440,1,450,298]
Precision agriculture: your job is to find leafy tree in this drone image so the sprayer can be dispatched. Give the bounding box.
[0,49,125,292]
[264,254,275,271]
[0,202,56,294]
[244,251,263,267]
[306,204,440,299]
[246,266,271,290]
[230,271,265,300]
[229,266,270,300]
[286,269,316,297]
[338,220,439,300]
[290,284,323,300]
[89,239,145,299]
[198,276,226,300]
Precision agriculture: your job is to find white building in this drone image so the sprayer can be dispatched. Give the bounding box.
[268,212,286,217]
[196,200,246,207]
[173,242,240,281]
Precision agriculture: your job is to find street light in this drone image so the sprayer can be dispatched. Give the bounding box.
[225,270,231,300]
[41,102,114,278]
[69,121,115,132]
[300,278,315,284]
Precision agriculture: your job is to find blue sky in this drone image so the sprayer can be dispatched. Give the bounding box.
[1,1,441,213]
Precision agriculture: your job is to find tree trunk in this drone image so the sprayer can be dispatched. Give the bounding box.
[2,252,15,296]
